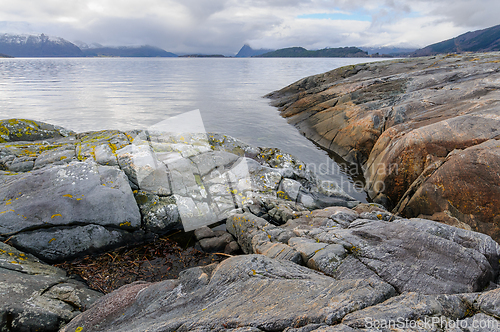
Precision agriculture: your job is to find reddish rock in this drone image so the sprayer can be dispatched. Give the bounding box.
[268,53,500,241]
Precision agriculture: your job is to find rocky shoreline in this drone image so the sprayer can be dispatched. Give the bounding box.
[1,52,500,332]
[267,52,500,243]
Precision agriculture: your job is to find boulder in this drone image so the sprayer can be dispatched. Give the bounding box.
[0,118,74,143]
[0,161,141,262]
[267,52,500,241]
[395,139,500,239]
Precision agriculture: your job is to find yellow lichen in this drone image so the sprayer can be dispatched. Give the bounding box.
[51,214,62,219]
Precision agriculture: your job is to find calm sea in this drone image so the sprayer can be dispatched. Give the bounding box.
[0,57,388,201]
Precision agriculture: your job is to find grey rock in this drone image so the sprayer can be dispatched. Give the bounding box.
[199,233,234,253]
[312,219,498,294]
[0,242,64,277]
[453,313,500,332]
[134,191,181,233]
[117,143,172,196]
[224,241,241,255]
[7,156,35,172]
[0,242,102,332]
[253,241,303,264]
[0,161,141,261]
[342,292,472,331]
[288,237,328,263]
[0,161,141,235]
[0,118,74,143]
[278,178,302,201]
[194,226,216,240]
[226,213,277,254]
[308,326,361,332]
[329,210,359,226]
[10,224,145,263]
[284,324,327,332]
[61,255,395,332]
[307,244,347,276]
[189,150,240,177]
[75,130,130,166]
[476,287,500,318]
[34,145,76,169]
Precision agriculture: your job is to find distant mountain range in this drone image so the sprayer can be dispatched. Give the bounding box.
[3,24,500,59]
[0,33,178,57]
[0,33,83,57]
[255,46,369,58]
[81,46,176,57]
[412,24,500,56]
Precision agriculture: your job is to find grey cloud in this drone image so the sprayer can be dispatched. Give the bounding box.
[424,0,500,28]
[0,0,498,54]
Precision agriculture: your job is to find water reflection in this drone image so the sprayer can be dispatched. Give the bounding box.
[0,57,387,201]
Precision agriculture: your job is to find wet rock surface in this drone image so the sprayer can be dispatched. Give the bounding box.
[267,52,500,242]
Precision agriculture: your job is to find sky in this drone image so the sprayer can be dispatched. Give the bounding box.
[0,0,498,55]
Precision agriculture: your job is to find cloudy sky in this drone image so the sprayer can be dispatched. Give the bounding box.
[0,0,498,55]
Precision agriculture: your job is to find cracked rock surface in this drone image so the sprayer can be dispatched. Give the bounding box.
[61,203,500,331]
[0,242,102,331]
[0,119,357,263]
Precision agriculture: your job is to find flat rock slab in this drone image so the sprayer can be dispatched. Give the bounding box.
[61,255,395,332]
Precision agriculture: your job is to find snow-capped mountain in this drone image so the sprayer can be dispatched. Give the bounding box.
[0,33,83,57]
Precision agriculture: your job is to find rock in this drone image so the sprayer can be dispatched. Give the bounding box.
[76,130,130,167]
[226,213,298,261]
[7,156,35,172]
[267,53,500,241]
[0,242,102,331]
[194,226,216,240]
[116,143,172,195]
[0,118,74,143]
[476,287,500,318]
[34,144,77,169]
[0,119,359,264]
[134,190,181,233]
[199,232,234,253]
[230,210,500,295]
[61,255,395,331]
[9,224,145,263]
[341,292,471,330]
[224,241,241,255]
[0,161,141,262]
[395,139,500,240]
